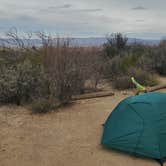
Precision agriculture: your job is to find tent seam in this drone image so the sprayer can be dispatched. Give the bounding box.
[125,101,144,155]
[158,104,162,159]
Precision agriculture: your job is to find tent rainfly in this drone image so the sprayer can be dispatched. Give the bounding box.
[101,92,166,166]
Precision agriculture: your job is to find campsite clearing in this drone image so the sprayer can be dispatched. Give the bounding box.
[0,88,166,166]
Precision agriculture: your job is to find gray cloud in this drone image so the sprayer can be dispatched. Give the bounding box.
[132,6,147,10]
[136,19,145,22]
[0,0,166,39]
[40,4,72,12]
[40,6,102,13]
[74,8,102,12]
[48,4,72,9]
[17,15,37,22]
[60,4,71,8]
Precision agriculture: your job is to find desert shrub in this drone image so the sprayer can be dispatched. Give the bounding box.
[112,76,133,90]
[31,98,61,114]
[105,53,141,79]
[0,32,104,109]
[103,33,128,58]
[0,60,46,105]
[121,53,140,70]
[138,41,166,75]
[42,42,85,103]
[128,68,158,86]
[105,56,124,78]
[3,30,163,109]
[151,50,166,75]
[41,37,103,104]
[0,66,19,104]
[82,47,105,89]
[112,67,158,90]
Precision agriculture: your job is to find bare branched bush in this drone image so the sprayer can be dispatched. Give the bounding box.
[103,33,128,58]
[40,35,103,103]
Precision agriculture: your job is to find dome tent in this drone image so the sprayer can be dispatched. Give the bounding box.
[101,92,166,166]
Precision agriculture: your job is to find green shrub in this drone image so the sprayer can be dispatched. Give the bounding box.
[105,56,124,79]
[105,53,141,79]
[121,53,140,71]
[128,68,158,86]
[0,60,46,105]
[31,98,61,114]
[0,66,19,104]
[138,41,166,75]
[112,68,158,90]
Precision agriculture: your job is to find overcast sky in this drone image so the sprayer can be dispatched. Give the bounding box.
[0,0,166,39]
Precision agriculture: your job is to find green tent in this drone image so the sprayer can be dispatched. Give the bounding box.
[101,92,166,166]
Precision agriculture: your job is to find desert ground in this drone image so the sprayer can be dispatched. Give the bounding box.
[0,80,166,166]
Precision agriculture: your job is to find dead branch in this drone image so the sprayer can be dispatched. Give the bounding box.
[135,84,166,95]
[148,84,166,92]
[71,91,114,101]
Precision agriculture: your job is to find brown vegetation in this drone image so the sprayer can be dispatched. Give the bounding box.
[1,31,166,112]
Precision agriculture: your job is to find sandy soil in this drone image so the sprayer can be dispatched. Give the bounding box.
[0,88,165,166]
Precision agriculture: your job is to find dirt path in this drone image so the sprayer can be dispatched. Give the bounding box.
[0,90,164,166]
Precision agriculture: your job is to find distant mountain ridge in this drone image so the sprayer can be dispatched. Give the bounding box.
[70,38,160,46]
[0,37,160,47]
